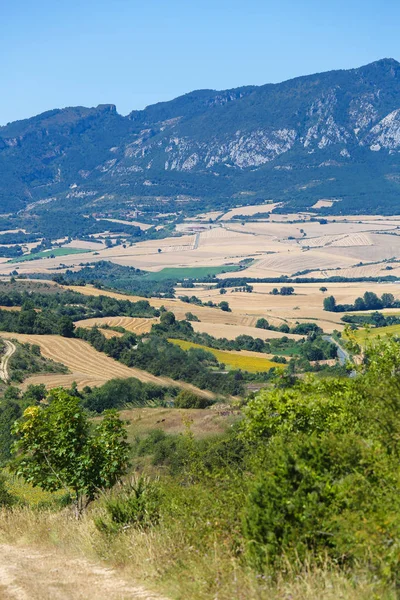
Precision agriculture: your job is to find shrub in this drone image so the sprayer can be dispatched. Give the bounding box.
[174,390,213,409]
[95,476,160,533]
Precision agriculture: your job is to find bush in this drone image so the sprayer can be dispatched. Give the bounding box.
[174,390,213,409]
[0,475,15,506]
[95,476,160,533]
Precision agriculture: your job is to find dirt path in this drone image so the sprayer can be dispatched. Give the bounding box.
[0,544,167,600]
[0,340,16,383]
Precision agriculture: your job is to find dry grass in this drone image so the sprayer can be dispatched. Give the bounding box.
[120,407,240,441]
[0,508,395,600]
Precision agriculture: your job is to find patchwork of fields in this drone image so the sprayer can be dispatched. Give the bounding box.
[5,212,400,281]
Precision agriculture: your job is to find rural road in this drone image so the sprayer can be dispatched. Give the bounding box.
[0,543,167,600]
[323,335,357,377]
[323,335,350,366]
[0,340,16,383]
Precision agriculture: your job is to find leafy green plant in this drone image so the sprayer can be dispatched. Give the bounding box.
[12,389,130,516]
[95,476,160,533]
[174,389,213,409]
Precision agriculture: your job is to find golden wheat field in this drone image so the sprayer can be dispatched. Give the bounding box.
[74,316,158,334]
[0,332,215,398]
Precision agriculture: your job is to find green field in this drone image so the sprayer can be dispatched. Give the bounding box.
[8,247,92,263]
[352,323,400,344]
[144,265,241,281]
[169,338,283,373]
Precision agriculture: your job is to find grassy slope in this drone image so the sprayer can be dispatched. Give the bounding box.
[353,323,400,344]
[118,407,240,443]
[143,265,240,281]
[9,247,91,263]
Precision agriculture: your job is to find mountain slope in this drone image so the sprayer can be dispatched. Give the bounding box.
[1,58,400,216]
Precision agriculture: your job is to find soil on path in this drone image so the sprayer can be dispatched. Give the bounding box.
[0,340,16,383]
[0,543,167,600]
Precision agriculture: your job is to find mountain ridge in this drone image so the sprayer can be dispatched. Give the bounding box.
[1,58,400,216]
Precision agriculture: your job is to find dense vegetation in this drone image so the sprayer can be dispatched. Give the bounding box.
[151,312,339,366]
[324,290,400,312]
[52,262,177,298]
[342,311,400,328]
[0,286,158,335]
[76,324,245,396]
[1,337,400,597]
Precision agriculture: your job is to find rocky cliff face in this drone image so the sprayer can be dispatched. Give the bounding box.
[1,58,400,214]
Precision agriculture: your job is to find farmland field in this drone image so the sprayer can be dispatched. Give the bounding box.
[351,323,400,344]
[0,333,215,398]
[143,264,241,280]
[57,280,400,336]
[169,338,283,372]
[74,316,158,334]
[8,247,92,263]
[5,214,400,282]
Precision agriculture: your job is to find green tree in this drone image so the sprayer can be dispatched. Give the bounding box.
[323,295,336,312]
[381,292,395,307]
[174,389,212,409]
[0,400,22,464]
[160,311,176,327]
[255,318,270,330]
[219,301,230,312]
[59,316,75,338]
[12,390,130,516]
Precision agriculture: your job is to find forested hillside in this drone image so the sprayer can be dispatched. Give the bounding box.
[1,59,400,217]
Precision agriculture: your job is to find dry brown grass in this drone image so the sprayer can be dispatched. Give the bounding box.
[120,407,240,441]
[0,508,394,600]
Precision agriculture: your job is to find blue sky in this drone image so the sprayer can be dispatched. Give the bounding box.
[1,0,399,125]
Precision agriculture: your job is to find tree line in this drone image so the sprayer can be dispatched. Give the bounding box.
[324,291,399,313]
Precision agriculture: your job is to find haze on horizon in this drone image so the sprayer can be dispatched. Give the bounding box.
[2,0,400,126]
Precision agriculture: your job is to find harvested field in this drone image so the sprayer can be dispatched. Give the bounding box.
[192,321,303,341]
[57,281,400,336]
[0,333,215,398]
[299,233,373,248]
[74,316,158,334]
[220,202,279,220]
[312,200,334,208]
[7,214,400,282]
